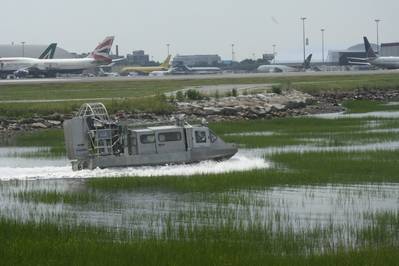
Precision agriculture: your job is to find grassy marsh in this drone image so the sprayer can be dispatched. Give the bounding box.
[0,209,397,266]
[0,129,66,157]
[212,116,399,148]
[343,99,399,113]
[87,150,399,192]
[1,87,399,264]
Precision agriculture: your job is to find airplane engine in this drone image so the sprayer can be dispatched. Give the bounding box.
[13,69,30,78]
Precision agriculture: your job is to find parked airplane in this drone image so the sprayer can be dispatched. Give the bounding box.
[349,37,399,69]
[120,55,171,75]
[0,36,115,78]
[257,54,313,73]
[0,43,58,78]
[169,62,222,75]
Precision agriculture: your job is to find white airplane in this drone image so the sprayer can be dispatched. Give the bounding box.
[257,54,312,73]
[0,43,57,78]
[349,37,399,69]
[0,36,115,78]
[168,62,222,75]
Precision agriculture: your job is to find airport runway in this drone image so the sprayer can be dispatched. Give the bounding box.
[0,70,398,86]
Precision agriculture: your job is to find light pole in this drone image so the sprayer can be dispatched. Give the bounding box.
[21,41,26,57]
[375,19,381,54]
[321,29,325,63]
[166,43,170,57]
[300,17,307,64]
[231,43,235,62]
[272,44,276,64]
[231,44,235,62]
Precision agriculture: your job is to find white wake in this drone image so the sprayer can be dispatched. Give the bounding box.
[0,153,269,181]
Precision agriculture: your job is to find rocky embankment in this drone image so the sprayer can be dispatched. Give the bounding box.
[0,114,67,135]
[175,90,317,121]
[1,88,399,134]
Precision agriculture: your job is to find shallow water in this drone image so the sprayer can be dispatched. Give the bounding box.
[0,180,397,235]
[240,140,399,157]
[0,147,68,168]
[312,111,399,119]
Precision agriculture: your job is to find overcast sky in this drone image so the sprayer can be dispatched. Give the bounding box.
[2,0,398,62]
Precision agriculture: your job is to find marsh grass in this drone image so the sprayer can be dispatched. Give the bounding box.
[211,117,366,135]
[0,94,174,118]
[1,129,66,157]
[212,117,399,148]
[222,134,303,148]
[11,129,64,147]
[343,100,399,113]
[0,211,397,266]
[88,150,399,192]
[16,190,99,205]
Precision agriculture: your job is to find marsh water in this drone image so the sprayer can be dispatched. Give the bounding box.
[0,179,397,234]
[0,111,398,240]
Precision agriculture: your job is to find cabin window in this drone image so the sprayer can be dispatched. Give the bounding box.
[158,132,182,142]
[209,131,218,143]
[195,131,207,143]
[140,134,155,144]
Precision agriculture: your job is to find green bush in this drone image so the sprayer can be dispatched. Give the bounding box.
[185,89,204,101]
[272,85,282,94]
[175,91,185,102]
[232,88,238,97]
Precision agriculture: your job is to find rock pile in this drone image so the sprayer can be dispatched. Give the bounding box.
[0,115,66,135]
[175,90,313,121]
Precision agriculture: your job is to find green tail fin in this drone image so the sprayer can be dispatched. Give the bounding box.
[39,43,57,59]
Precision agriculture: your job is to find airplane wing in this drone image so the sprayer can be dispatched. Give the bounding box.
[98,63,115,68]
[98,58,126,68]
[347,57,368,61]
[348,61,371,66]
[112,58,126,63]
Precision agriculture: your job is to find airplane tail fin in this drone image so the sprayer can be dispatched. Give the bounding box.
[39,43,57,59]
[160,55,172,68]
[303,54,312,69]
[364,36,377,58]
[88,36,114,63]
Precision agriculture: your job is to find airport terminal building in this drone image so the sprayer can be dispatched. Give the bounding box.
[381,43,399,56]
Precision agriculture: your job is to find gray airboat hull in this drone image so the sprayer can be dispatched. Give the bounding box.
[72,146,237,170]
